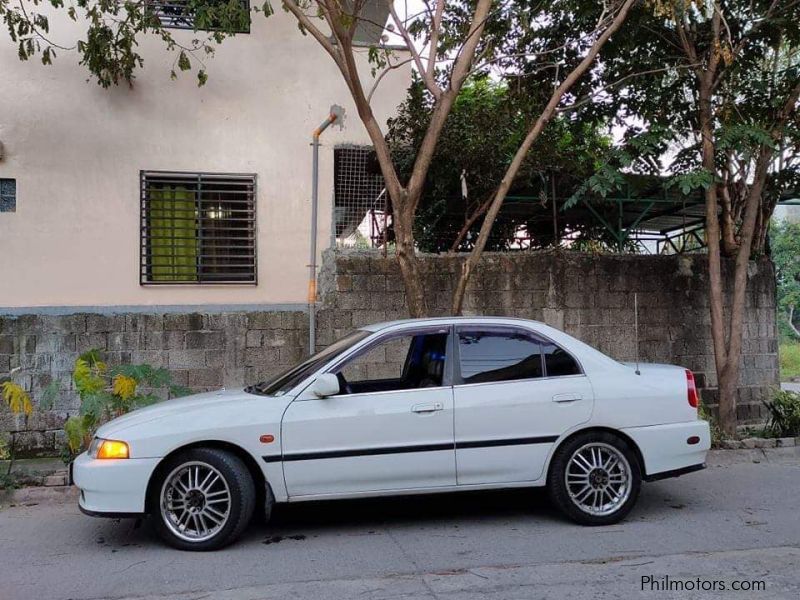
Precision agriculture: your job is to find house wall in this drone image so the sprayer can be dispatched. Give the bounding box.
[0,251,779,456]
[0,8,409,309]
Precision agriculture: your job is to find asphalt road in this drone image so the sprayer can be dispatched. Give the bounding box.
[2,452,799,600]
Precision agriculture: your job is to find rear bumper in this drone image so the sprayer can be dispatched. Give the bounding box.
[643,462,705,482]
[72,451,159,515]
[621,420,711,479]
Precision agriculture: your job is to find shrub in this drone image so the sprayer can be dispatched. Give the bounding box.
[0,375,33,490]
[61,349,190,459]
[698,401,725,446]
[762,389,800,438]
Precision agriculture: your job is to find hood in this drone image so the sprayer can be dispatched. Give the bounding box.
[96,388,270,438]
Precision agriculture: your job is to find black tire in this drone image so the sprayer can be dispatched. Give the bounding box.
[149,447,256,551]
[547,431,641,526]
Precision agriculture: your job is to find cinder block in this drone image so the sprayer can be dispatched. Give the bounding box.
[185,331,223,350]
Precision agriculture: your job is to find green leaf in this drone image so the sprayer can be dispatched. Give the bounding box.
[177,50,191,72]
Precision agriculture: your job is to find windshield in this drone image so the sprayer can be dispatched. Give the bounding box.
[245,329,371,397]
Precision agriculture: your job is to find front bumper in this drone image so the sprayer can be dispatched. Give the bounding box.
[621,419,711,479]
[72,451,160,516]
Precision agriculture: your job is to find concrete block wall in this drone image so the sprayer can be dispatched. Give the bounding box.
[0,250,779,456]
[0,311,309,456]
[319,250,779,425]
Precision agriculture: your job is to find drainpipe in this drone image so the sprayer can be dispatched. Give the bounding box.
[308,105,345,354]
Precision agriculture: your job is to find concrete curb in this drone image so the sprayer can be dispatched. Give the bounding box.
[2,447,798,508]
[706,445,800,467]
[0,484,78,507]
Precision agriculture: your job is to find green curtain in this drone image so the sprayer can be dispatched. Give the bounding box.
[149,186,199,282]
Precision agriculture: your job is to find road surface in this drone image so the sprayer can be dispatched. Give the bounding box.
[1,451,799,600]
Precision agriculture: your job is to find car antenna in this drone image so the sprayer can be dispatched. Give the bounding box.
[634,292,641,375]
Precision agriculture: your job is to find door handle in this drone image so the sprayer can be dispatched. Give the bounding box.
[412,402,443,413]
[552,393,582,403]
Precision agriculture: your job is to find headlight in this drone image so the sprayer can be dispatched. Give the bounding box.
[90,438,130,459]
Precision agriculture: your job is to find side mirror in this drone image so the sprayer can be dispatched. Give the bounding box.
[311,373,340,398]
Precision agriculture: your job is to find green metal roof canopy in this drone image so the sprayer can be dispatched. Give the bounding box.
[502,174,796,253]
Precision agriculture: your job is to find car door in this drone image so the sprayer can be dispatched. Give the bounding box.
[453,325,594,485]
[280,326,456,497]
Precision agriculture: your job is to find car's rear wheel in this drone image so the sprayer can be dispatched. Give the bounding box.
[150,447,255,551]
[547,431,641,526]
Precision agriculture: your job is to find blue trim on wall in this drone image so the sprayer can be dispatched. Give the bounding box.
[0,303,309,316]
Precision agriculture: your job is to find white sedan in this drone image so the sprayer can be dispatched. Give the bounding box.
[73,317,710,550]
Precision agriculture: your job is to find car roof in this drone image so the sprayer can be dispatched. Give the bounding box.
[359,316,547,332]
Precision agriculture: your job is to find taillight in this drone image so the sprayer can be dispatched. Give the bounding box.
[686,369,699,409]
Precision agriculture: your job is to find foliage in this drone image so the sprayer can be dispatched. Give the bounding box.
[387,77,614,252]
[63,349,190,456]
[780,342,800,380]
[698,401,725,447]
[1,380,32,415]
[772,220,800,340]
[0,0,253,87]
[573,0,800,257]
[0,373,33,488]
[763,389,800,438]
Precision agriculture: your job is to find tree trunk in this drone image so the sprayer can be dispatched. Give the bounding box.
[450,0,637,315]
[393,207,428,317]
[697,75,738,434]
[719,184,739,256]
[716,365,739,434]
[788,305,800,338]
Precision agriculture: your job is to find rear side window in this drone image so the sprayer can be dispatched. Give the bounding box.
[542,342,581,376]
[457,329,543,384]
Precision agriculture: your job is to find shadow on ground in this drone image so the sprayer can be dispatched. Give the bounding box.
[85,483,689,550]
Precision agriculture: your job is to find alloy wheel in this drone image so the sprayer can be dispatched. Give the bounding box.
[564,442,632,517]
[160,461,232,543]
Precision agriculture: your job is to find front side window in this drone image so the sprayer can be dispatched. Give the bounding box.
[149,0,251,32]
[247,330,371,397]
[333,328,449,395]
[140,171,256,284]
[457,328,543,384]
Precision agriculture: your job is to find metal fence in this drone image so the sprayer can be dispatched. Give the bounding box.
[333,145,388,248]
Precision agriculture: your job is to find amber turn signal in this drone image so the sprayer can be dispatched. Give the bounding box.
[96,439,130,459]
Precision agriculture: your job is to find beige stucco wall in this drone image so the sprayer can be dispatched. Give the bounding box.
[0,7,409,309]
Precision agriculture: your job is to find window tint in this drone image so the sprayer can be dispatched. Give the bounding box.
[542,342,581,376]
[335,330,448,394]
[457,329,543,384]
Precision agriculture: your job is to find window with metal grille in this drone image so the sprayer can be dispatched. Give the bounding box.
[0,178,16,212]
[148,0,251,32]
[140,171,257,284]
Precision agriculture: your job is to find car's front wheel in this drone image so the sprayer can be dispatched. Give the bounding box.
[150,447,255,551]
[547,432,641,526]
